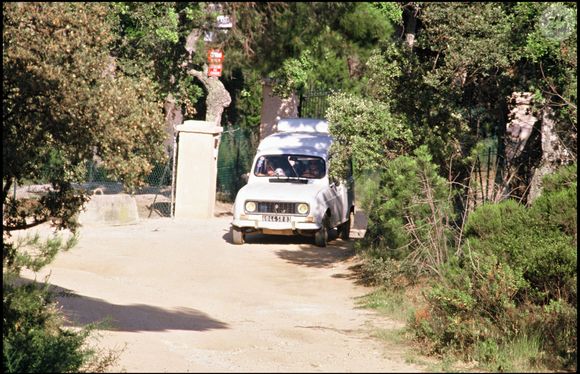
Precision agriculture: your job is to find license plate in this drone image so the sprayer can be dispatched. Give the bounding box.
[263,215,290,222]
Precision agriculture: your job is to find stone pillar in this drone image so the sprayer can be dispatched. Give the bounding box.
[174,120,223,219]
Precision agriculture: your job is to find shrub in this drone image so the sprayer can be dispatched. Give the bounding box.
[357,254,404,288]
[410,163,577,370]
[410,252,527,358]
[530,184,577,239]
[3,282,87,373]
[360,146,457,276]
[540,162,577,194]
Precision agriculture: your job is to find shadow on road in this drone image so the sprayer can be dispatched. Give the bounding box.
[222,229,316,245]
[222,228,357,268]
[15,279,229,333]
[275,243,355,268]
[58,292,229,332]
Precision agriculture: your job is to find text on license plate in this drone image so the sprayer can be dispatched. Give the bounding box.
[263,215,290,222]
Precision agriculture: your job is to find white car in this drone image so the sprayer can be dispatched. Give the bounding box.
[231,118,354,247]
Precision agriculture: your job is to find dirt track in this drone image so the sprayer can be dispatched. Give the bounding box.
[19,208,426,373]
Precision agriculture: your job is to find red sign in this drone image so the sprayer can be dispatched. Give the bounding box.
[208,64,222,77]
[207,49,224,64]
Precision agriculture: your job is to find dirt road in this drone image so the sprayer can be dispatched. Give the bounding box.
[20,212,426,372]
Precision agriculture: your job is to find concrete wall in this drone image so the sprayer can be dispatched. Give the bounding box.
[78,194,139,226]
[174,120,223,219]
[259,80,299,140]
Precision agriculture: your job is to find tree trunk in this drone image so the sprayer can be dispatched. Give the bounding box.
[163,93,182,154]
[528,106,573,202]
[500,92,539,200]
[187,67,231,126]
[183,29,232,127]
[403,4,418,50]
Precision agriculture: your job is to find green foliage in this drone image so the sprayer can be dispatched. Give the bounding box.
[535,298,577,367]
[356,254,403,288]
[355,147,456,277]
[3,233,78,276]
[3,2,166,196]
[361,46,403,103]
[3,281,85,373]
[109,2,208,115]
[357,287,416,323]
[411,250,527,359]
[220,65,263,134]
[3,279,116,373]
[530,186,577,238]
[338,3,393,47]
[465,188,577,303]
[419,3,513,81]
[539,162,577,194]
[372,2,403,26]
[529,163,577,238]
[225,2,399,96]
[3,3,163,372]
[269,50,314,97]
[326,92,413,178]
[411,164,577,370]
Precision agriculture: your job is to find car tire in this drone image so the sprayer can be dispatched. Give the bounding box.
[314,215,329,247]
[232,227,245,245]
[314,226,328,247]
[340,210,353,241]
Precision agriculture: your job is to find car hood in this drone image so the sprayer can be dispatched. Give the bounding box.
[236,181,326,203]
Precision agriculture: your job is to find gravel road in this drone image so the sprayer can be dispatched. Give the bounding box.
[19,210,426,373]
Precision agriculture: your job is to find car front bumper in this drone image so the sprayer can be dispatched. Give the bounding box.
[232,214,321,232]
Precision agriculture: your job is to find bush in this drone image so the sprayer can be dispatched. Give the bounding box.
[356,254,404,288]
[410,163,577,370]
[360,146,457,272]
[410,253,527,357]
[3,282,88,373]
[530,184,577,238]
[535,299,577,368]
[540,162,577,194]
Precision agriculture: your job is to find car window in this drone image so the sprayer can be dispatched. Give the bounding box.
[254,155,326,179]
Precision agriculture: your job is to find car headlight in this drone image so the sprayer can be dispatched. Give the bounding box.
[297,203,309,215]
[245,201,256,213]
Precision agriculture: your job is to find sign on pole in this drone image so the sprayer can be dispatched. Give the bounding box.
[207,49,224,64]
[207,49,224,77]
[208,64,222,77]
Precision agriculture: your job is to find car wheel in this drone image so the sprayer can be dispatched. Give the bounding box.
[314,215,329,247]
[340,210,353,241]
[232,227,245,245]
[314,226,327,247]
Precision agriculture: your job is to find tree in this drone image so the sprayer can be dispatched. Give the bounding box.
[3,3,165,371]
[110,2,231,131]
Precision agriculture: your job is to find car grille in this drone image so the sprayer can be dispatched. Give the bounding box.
[257,201,297,215]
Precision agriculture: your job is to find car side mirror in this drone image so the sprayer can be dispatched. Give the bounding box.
[241,173,249,183]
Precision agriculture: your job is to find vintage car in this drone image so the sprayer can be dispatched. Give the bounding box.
[230,118,354,247]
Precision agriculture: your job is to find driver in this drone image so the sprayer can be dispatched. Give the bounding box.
[301,160,320,178]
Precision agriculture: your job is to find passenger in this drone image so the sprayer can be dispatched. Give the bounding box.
[302,160,320,178]
[267,159,285,176]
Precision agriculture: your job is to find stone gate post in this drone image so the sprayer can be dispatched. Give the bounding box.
[174,120,223,219]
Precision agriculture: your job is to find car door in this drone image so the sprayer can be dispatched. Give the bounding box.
[333,157,354,226]
[324,158,349,228]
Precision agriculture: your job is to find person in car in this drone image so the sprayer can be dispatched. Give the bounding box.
[301,160,320,178]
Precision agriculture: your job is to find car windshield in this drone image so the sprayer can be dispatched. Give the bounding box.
[254,155,326,179]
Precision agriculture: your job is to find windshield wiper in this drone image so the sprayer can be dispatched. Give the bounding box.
[269,177,308,184]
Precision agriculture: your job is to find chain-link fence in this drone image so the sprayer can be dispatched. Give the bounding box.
[216,125,258,202]
[72,124,259,216]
